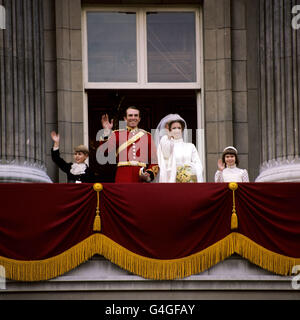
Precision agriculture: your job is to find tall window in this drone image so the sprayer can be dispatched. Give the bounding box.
[83,7,202,89]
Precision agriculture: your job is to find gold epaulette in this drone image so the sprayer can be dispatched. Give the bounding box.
[139,129,151,135]
[146,165,159,177]
[113,128,126,133]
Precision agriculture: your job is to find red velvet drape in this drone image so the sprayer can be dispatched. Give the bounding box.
[0,184,95,260]
[0,183,299,262]
[236,183,300,258]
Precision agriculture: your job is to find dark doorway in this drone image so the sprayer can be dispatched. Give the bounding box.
[88,89,198,182]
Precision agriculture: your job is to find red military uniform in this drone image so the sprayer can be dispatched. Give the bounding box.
[98,127,159,183]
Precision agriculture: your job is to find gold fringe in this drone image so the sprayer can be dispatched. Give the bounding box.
[0,235,100,282]
[0,233,299,281]
[232,232,300,276]
[98,234,235,280]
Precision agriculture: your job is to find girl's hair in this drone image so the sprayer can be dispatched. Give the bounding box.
[222,147,239,166]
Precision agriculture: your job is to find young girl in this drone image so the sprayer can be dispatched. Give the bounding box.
[214,146,249,182]
[51,131,95,183]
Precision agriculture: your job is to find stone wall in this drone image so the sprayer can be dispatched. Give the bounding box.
[52,0,84,182]
[44,0,58,182]
[45,0,265,182]
[204,0,261,182]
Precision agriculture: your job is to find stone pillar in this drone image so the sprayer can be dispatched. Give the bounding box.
[44,0,58,182]
[232,0,249,176]
[203,0,234,181]
[54,0,84,183]
[256,0,300,182]
[0,0,51,182]
[203,0,260,181]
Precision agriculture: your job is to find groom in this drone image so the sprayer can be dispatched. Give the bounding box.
[97,107,159,183]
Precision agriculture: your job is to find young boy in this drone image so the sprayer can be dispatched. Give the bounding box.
[51,131,95,183]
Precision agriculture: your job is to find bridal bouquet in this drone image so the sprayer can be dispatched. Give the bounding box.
[176,165,197,183]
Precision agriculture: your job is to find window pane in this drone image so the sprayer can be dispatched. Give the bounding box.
[87,12,137,82]
[147,12,196,83]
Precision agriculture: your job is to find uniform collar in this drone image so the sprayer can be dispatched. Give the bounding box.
[127,126,139,133]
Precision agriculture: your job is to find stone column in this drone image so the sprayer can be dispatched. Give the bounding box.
[232,0,249,177]
[256,0,300,182]
[203,0,234,181]
[54,0,84,183]
[0,0,51,182]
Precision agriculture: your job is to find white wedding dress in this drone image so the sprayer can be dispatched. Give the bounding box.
[158,135,203,183]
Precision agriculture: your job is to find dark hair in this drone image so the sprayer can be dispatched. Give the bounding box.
[168,120,185,131]
[222,148,239,166]
[125,106,140,117]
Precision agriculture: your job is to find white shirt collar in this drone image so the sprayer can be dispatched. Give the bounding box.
[70,163,87,175]
[173,138,184,143]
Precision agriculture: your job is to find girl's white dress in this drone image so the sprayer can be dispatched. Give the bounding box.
[158,135,203,183]
[214,165,249,182]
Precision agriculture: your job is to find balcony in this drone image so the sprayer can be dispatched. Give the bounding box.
[0,182,299,299]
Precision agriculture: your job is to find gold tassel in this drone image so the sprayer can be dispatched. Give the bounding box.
[231,212,238,230]
[228,182,238,230]
[93,183,103,232]
[93,214,101,232]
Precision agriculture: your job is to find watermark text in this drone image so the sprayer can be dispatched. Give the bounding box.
[95,121,200,165]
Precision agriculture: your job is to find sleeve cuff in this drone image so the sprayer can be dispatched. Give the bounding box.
[145,170,154,181]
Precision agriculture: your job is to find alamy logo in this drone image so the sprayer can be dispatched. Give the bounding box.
[292,5,300,30]
[0,5,5,30]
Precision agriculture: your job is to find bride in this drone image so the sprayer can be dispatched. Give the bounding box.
[155,114,203,183]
